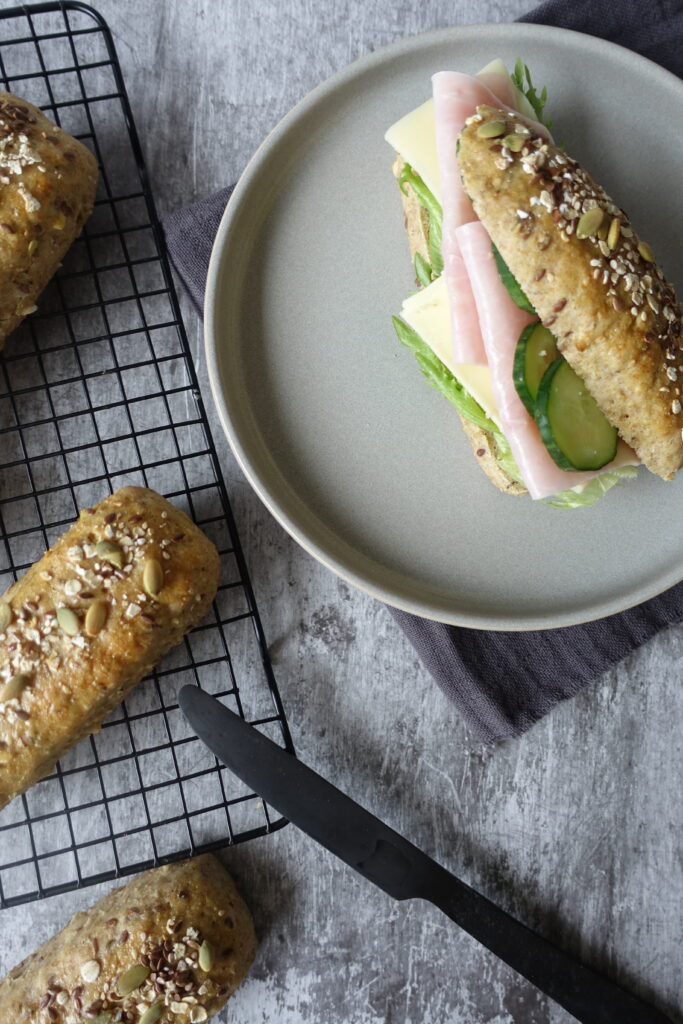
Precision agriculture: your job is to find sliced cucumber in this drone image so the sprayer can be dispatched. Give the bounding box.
[492,244,535,313]
[535,359,618,471]
[513,322,561,415]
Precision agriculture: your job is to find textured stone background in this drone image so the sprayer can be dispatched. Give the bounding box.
[0,1,681,1022]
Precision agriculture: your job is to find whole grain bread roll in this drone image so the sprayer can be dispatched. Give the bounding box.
[0,91,98,349]
[0,854,257,1022]
[0,486,219,809]
[458,104,683,481]
[393,155,527,496]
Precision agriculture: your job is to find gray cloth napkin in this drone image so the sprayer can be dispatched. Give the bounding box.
[162,0,683,744]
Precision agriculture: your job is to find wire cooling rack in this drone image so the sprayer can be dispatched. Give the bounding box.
[0,0,293,909]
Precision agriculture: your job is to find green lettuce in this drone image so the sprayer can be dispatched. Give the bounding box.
[545,467,639,509]
[414,251,432,288]
[510,58,552,131]
[397,163,443,277]
[391,315,525,486]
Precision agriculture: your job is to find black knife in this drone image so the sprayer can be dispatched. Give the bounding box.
[179,687,672,1024]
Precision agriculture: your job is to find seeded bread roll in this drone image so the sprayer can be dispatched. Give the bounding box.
[0,854,257,1022]
[458,104,683,481]
[393,155,527,496]
[0,91,98,349]
[0,486,219,809]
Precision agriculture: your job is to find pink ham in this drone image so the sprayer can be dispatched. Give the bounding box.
[432,71,552,365]
[456,221,638,499]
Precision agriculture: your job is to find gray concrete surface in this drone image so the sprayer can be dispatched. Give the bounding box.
[0,1,681,1022]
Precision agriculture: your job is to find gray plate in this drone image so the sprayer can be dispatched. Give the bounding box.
[205,22,683,630]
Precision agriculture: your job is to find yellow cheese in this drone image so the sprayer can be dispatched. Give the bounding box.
[400,277,501,429]
[384,99,441,202]
[384,60,535,204]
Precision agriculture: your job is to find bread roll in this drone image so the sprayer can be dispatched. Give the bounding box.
[0,486,219,809]
[0,91,98,349]
[0,854,257,1022]
[393,155,527,496]
[458,104,683,481]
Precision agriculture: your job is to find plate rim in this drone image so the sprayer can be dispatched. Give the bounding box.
[205,20,683,631]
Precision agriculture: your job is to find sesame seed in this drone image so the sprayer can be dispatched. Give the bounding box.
[672,400,681,414]
[667,367,678,381]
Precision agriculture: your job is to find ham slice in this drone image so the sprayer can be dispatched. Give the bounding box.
[457,221,638,499]
[432,70,553,366]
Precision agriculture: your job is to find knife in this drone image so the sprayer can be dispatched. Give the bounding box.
[179,687,672,1024]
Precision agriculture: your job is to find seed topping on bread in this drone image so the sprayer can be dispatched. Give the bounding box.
[466,105,683,368]
[0,502,190,726]
[460,105,683,474]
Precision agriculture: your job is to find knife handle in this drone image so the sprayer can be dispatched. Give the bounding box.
[420,863,671,1024]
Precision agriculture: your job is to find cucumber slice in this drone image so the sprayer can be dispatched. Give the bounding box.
[535,359,618,471]
[492,244,535,313]
[513,322,561,414]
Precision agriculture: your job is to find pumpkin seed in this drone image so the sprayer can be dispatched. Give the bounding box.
[476,119,506,139]
[638,240,655,262]
[57,607,81,636]
[139,1004,164,1024]
[198,938,215,972]
[116,963,150,996]
[91,1015,112,1024]
[0,603,11,633]
[0,674,30,704]
[85,600,108,636]
[597,219,609,241]
[576,207,604,239]
[607,217,620,251]
[95,540,124,569]
[502,133,524,152]
[142,558,163,598]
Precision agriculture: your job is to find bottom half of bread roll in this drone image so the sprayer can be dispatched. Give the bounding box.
[0,854,257,1022]
[393,158,526,497]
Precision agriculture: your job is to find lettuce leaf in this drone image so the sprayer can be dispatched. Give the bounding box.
[510,58,552,132]
[414,251,433,288]
[391,316,525,486]
[544,467,639,509]
[397,164,443,276]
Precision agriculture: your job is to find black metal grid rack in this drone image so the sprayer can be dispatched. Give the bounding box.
[0,1,292,910]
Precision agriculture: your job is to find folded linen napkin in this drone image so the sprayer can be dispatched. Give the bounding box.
[162,0,683,744]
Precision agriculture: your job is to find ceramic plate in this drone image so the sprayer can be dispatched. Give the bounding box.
[205,23,683,630]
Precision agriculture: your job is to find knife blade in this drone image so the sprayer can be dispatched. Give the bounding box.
[179,686,672,1024]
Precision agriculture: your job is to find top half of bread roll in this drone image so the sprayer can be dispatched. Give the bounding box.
[0,90,99,348]
[457,104,683,481]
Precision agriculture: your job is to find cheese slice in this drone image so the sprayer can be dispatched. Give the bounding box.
[384,60,535,206]
[400,277,501,429]
[384,99,441,202]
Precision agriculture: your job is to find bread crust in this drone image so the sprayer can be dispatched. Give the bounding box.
[0,854,257,1022]
[0,91,98,349]
[458,104,683,480]
[393,157,527,496]
[0,486,220,809]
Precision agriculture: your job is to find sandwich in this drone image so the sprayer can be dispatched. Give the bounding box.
[386,60,683,507]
